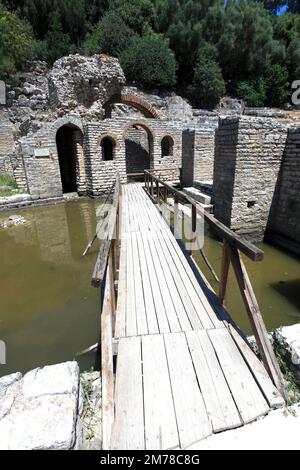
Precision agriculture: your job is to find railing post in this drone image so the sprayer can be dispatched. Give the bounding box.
[150,175,153,197]
[219,240,230,305]
[156,180,159,203]
[164,185,168,203]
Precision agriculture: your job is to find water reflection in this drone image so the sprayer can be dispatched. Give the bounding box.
[0,200,102,377]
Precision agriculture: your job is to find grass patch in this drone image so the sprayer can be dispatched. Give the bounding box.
[0,173,20,197]
[0,173,18,189]
[272,329,300,404]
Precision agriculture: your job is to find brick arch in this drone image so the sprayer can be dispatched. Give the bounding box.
[51,116,84,134]
[105,93,160,119]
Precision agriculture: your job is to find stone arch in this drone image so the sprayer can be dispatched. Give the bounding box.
[160,134,174,157]
[104,93,160,119]
[123,121,154,175]
[51,116,84,134]
[53,118,85,194]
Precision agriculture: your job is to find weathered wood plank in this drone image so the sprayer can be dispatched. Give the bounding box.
[142,334,179,450]
[186,330,242,432]
[208,328,270,424]
[228,324,285,408]
[110,336,144,450]
[164,332,212,448]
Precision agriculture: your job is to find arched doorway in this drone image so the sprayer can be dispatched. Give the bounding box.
[124,124,153,176]
[56,125,83,193]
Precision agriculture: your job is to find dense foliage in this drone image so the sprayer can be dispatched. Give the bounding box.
[1,0,300,108]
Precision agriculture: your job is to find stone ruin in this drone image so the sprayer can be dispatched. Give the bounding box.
[0,53,300,254]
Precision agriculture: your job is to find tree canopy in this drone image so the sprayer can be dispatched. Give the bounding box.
[1,0,300,108]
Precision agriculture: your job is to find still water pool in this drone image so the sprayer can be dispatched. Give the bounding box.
[0,199,300,377]
[0,200,102,377]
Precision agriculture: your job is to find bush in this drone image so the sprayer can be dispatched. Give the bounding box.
[192,57,225,109]
[264,63,290,106]
[120,34,177,89]
[235,79,267,107]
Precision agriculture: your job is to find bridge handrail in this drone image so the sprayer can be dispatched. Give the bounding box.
[91,172,121,449]
[144,169,287,401]
[144,169,263,262]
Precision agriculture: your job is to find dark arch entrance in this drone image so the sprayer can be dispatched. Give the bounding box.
[56,125,82,193]
[125,124,153,177]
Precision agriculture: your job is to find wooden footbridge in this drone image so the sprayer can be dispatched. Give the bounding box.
[91,171,287,450]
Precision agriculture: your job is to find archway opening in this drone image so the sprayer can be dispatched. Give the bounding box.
[161,135,174,158]
[56,125,82,193]
[101,136,115,161]
[125,124,153,177]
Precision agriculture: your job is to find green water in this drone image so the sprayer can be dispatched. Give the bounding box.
[194,227,300,335]
[0,199,300,377]
[0,200,102,377]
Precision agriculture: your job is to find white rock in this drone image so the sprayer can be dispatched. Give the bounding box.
[22,361,79,398]
[0,394,77,450]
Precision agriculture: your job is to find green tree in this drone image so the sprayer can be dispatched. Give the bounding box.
[120,33,177,89]
[84,12,136,57]
[192,55,225,109]
[264,63,290,106]
[108,0,155,34]
[0,3,36,83]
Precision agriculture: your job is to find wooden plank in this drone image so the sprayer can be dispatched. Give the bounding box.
[186,330,242,432]
[136,232,160,334]
[131,232,148,335]
[139,232,170,333]
[228,245,288,401]
[151,232,193,331]
[228,324,285,408]
[110,336,144,450]
[142,334,179,450]
[208,328,270,424]
[101,261,115,450]
[152,231,203,330]
[145,232,182,333]
[125,235,137,336]
[164,332,212,449]
[161,229,219,329]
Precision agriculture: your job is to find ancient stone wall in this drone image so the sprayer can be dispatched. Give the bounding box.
[213,116,288,241]
[267,127,300,248]
[84,118,183,194]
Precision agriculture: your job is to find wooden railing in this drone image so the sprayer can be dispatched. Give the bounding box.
[91,173,121,449]
[144,170,287,401]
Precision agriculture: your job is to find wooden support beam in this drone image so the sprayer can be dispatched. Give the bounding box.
[219,241,230,305]
[228,245,288,401]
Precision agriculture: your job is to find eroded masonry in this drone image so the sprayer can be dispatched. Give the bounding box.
[1,54,300,253]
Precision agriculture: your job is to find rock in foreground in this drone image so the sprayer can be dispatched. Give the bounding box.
[0,362,83,450]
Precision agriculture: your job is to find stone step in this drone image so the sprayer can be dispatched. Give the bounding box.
[182,187,211,205]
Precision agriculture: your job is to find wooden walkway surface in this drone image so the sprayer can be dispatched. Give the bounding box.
[109,183,284,450]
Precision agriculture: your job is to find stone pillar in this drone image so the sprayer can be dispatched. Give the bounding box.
[213,116,288,242]
[181,129,195,188]
[73,130,87,195]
